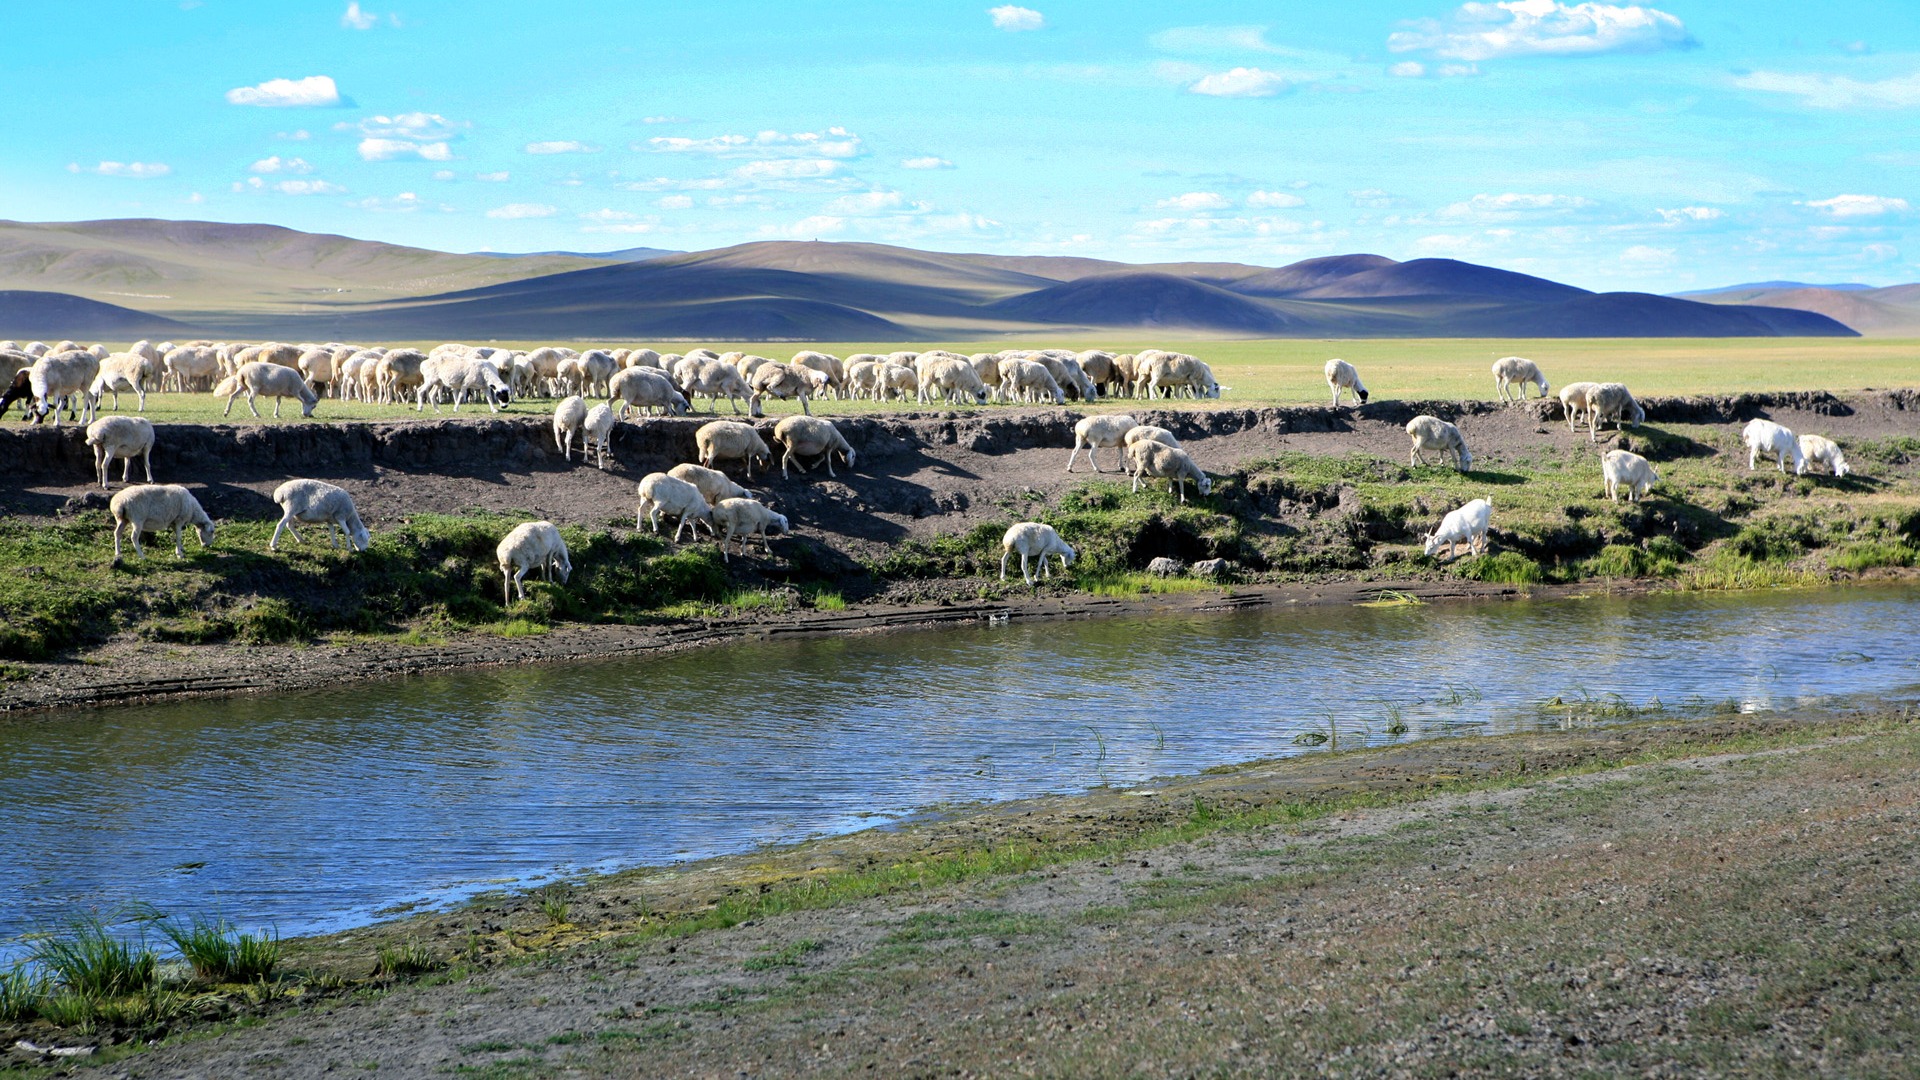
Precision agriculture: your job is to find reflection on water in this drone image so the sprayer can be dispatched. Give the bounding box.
[3,585,1917,948]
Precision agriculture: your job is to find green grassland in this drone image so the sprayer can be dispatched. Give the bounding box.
[50,337,1920,427]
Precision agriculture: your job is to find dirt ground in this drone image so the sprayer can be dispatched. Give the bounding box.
[17,708,1917,1077]
[3,390,1912,715]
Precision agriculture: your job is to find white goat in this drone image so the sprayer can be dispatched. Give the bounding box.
[1743,419,1806,475]
[1797,434,1850,478]
[1423,498,1492,560]
[1601,449,1658,503]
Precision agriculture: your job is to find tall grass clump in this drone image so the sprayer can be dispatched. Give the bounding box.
[374,939,440,977]
[0,965,46,1021]
[1457,551,1548,586]
[161,918,280,983]
[30,915,158,1000]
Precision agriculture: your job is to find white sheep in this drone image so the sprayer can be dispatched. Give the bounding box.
[1000,358,1064,405]
[110,484,215,560]
[270,479,371,552]
[1558,381,1600,434]
[90,353,152,412]
[1423,498,1492,560]
[685,360,752,415]
[1000,522,1075,585]
[608,366,689,419]
[1587,382,1644,441]
[1491,356,1549,404]
[1124,424,1179,450]
[695,420,774,478]
[27,351,100,427]
[772,415,856,479]
[496,521,572,604]
[1797,434,1851,478]
[1601,449,1658,503]
[85,415,155,488]
[584,403,617,469]
[1141,353,1219,400]
[711,497,788,561]
[1066,414,1138,472]
[219,361,319,419]
[748,363,816,417]
[419,358,513,413]
[553,395,589,459]
[1742,419,1806,475]
[163,346,220,393]
[1406,415,1472,470]
[1128,441,1212,503]
[636,473,713,542]
[668,462,753,506]
[790,351,846,399]
[1037,354,1097,401]
[1325,359,1368,406]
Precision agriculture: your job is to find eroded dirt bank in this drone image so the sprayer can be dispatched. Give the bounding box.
[17,707,1917,1077]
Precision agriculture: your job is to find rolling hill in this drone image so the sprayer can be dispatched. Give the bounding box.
[1677,282,1920,337]
[0,220,1867,340]
[0,291,185,336]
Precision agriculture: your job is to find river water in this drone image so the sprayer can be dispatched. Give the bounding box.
[4,585,1916,950]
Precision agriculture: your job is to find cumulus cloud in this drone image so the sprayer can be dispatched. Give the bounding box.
[341,2,377,29]
[486,203,557,219]
[646,127,861,158]
[431,169,456,181]
[731,158,841,180]
[1133,215,1315,238]
[1619,245,1676,267]
[359,138,452,161]
[1801,194,1912,217]
[1350,188,1412,209]
[69,161,171,178]
[1187,67,1296,97]
[248,155,312,174]
[225,75,343,108]
[1390,61,1427,77]
[989,5,1044,31]
[475,171,510,182]
[524,140,598,155]
[355,113,464,140]
[1157,191,1232,211]
[233,176,346,195]
[1246,190,1306,208]
[1388,0,1696,62]
[1733,70,1920,110]
[1656,205,1724,224]
[902,156,954,170]
[640,115,690,124]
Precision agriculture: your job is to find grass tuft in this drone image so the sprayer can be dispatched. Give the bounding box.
[373,940,440,977]
[161,918,280,983]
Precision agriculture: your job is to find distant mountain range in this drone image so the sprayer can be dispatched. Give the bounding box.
[0,218,1870,340]
[1674,281,1920,336]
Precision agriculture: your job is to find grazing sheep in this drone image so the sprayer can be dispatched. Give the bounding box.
[27,351,100,426]
[0,369,31,419]
[0,349,31,385]
[1587,382,1645,441]
[583,403,617,469]
[1325,359,1367,406]
[924,357,992,405]
[685,360,752,415]
[668,462,753,506]
[1076,351,1117,397]
[711,497,788,561]
[969,353,1003,398]
[1558,381,1600,433]
[748,362,813,417]
[772,415,856,479]
[1139,352,1220,399]
[1423,498,1492,560]
[1491,356,1549,403]
[1124,424,1179,450]
[1798,434,1851,478]
[696,420,774,478]
[1743,419,1806,475]
[846,360,882,400]
[1109,353,1139,398]
[497,521,572,604]
[219,361,319,418]
[374,349,428,404]
[623,348,662,369]
[298,347,336,397]
[874,362,918,402]
[1128,441,1212,503]
[89,353,151,413]
[419,357,513,413]
[553,395,589,459]
[790,351,847,399]
[270,479,371,552]
[635,473,713,542]
[85,415,155,488]
[1406,415,1472,470]
[999,522,1075,585]
[522,347,566,395]
[110,484,214,560]
[608,366,689,419]
[163,346,220,393]
[1037,354,1097,401]
[1066,414,1138,472]
[1000,358,1064,405]
[578,350,618,396]
[1601,449,1658,503]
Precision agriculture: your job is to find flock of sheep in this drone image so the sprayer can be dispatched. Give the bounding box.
[1,334,1863,600]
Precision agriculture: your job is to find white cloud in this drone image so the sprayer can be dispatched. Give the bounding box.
[248,155,312,174]
[1133,215,1314,238]
[274,129,311,141]
[525,140,599,155]
[1390,61,1427,77]
[1733,70,1920,110]
[1247,190,1306,208]
[341,2,377,29]
[486,203,558,219]
[1157,191,1232,211]
[731,158,841,180]
[1388,1,1696,62]
[581,221,659,235]
[186,192,204,204]
[1801,194,1912,218]
[1350,188,1413,209]
[69,161,171,179]
[1655,205,1724,224]
[902,156,954,170]
[431,169,456,181]
[641,115,690,124]
[1437,192,1595,219]
[645,127,862,158]
[359,138,452,161]
[656,195,695,210]
[1187,67,1295,97]
[827,190,908,214]
[989,5,1044,31]
[580,209,638,222]
[350,193,431,212]
[225,75,342,107]
[619,177,730,192]
[356,113,463,140]
[1149,25,1284,55]
[475,171,510,182]
[233,176,345,195]
[1619,245,1676,267]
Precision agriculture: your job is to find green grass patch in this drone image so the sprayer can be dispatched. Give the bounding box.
[741,939,824,971]
[160,919,281,984]
[1829,541,1919,572]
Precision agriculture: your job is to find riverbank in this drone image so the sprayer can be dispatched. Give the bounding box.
[8,704,1916,1075]
[2,392,1916,713]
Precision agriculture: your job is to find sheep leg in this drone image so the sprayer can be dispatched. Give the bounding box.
[999,549,1011,580]
[759,529,773,555]
[138,450,151,483]
[799,395,811,416]
[244,391,262,419]
[271,515,301,550]
[1022,552,1035,585]
[172,524,187,559]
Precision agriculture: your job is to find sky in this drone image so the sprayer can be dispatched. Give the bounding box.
[4,0,1917,291]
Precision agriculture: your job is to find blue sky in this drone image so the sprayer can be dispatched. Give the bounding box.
[5,0,1916,290]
